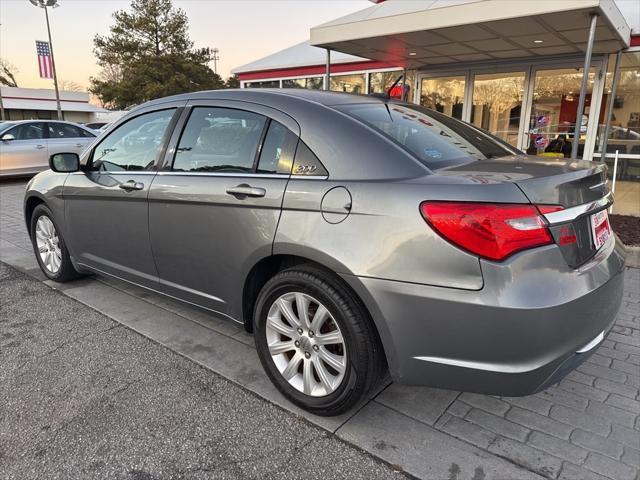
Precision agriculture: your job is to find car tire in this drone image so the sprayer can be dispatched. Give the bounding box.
[30,204,80,282]
[254,265,384,416]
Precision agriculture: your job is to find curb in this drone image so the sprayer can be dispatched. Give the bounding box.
[624,244,640,268]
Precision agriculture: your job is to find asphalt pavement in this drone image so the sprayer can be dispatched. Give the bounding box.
[0,261,408,480]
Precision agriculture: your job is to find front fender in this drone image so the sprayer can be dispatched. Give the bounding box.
[23,170,69,240]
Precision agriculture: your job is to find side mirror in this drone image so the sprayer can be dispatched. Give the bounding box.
[1,133,15,141]
[49,152,80,173]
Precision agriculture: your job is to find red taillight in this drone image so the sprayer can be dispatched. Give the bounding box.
[537,205,564,215]
[420,202,554,261]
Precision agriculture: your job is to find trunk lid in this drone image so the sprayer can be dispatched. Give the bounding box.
[439,155,611,267]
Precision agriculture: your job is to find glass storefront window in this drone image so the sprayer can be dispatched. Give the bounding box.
[369,70,416,101]
[471,72,525,148]
[420,76,465,119]
[245,80,280,88]
[599,52,640,159]
[330,74,366,94]
[282,77,323,89]
[526,68,595,158]
[599,51,640,217]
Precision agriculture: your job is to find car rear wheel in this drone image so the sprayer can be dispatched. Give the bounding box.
[30,204,80,282]
[254,265,383,416]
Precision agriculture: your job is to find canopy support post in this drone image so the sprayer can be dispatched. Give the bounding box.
[571,13,598,160]
[325,48,331,91]
[599,51,623,161]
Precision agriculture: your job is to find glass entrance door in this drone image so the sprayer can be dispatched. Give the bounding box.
[419,75,466,120]
[415,58,607,159]
[470,72,526,148]
[524,67,598,158]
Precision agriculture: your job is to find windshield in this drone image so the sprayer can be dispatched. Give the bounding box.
[0,122,15,135]
[336,103,518,170]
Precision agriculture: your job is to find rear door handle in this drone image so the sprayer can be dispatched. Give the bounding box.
[226,184,266,198]
[35,144,46,150]
[119,180,144,191]
[75,143,83,148]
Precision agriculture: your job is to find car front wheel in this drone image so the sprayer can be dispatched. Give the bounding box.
[30,204,80,282]
[254,265,383,416]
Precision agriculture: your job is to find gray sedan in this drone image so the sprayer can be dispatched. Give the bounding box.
[0,120,95,177]
[23,90,625,416]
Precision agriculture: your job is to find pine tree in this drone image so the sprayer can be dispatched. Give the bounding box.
[90,0,224,109]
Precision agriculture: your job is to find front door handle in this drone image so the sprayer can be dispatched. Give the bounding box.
[226,184,266,198]
[75,143,83,148]
[35,144,46,150]
[119,180,144,191]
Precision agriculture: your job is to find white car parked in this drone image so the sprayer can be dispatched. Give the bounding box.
[0,120,96,177]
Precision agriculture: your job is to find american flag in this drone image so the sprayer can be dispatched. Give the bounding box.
[36,40,54,79]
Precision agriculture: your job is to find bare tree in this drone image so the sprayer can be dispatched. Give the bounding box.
[59,79,86,92]
[0,58,19,87]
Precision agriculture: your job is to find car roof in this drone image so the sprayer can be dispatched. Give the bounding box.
[126,89,427,181]
[141,88,385,109]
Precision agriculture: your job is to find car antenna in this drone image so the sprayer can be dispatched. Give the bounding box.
[386,74,405,100]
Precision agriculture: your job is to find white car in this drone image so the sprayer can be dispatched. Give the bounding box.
[0,120,96,177]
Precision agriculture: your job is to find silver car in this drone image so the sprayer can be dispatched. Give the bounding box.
[23,90,625,416]
[0,120,95,177]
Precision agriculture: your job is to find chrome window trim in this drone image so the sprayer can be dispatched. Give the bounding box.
[155,171,328,180]
[156,171,289,179]
[543,192,613,225]
[289,175,329,180]
[73,171,155,175]
[74,171,329,179]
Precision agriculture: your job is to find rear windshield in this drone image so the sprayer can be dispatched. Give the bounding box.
[336,103,518,170]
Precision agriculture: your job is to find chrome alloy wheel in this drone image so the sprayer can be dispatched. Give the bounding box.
[35,216,62,275]
[265,292,347,397]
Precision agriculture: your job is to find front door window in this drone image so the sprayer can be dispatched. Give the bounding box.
[90,109,176,172]
[526,68,595,158]
[419,76,465,120]
[471,72,525,148]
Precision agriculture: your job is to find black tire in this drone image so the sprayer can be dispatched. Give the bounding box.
[254,265,384,416]
[30,204,81,282]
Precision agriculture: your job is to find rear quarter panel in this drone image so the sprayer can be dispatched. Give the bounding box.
[275,177,529,290]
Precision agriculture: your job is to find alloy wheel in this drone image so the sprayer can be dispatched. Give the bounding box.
[35,215,62,275]
[265,292,347,397]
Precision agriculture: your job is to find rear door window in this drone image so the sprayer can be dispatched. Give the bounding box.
[173,107,266,173]
[256,121,296,174]
[336,103,517,169]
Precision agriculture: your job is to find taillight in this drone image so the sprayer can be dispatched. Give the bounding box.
[420,202,554,261]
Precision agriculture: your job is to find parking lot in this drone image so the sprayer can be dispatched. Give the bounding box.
[1,178,639,480]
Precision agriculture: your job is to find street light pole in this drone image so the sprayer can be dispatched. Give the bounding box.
[30,0,62,120]
[212,48,220,75]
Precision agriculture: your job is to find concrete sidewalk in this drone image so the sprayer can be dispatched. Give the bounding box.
[2,179,639,480]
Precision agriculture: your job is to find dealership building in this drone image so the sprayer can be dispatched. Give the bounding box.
[0,86,107,123]
[233,0,639,213]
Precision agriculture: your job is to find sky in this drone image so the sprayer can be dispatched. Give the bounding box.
[1,0,638,93]
[0,0,368,90]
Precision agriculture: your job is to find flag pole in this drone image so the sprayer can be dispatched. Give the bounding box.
[43,5,62,120]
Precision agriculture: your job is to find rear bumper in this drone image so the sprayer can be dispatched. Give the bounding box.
[342,236,626,396]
